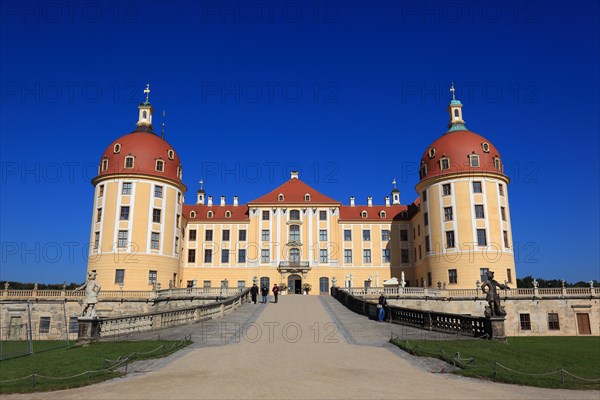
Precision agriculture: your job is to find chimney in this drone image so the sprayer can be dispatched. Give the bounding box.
[367,196,373,207]
[220,196,226,206]
[290,171,299,179]
[385,196,390,207]
[350,196,355,207]
[207,196,213,207]
[233,196,239,207]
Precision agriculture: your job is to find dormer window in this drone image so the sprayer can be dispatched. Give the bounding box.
[304,194,310,201]
[289,210,300,221]
[428,148,436,158]
[124,156,134,169]
[379,211,386,218]
[225,211,231,218]
[177,166,182,179]
[278,194,284,201]
[494,157,502,172]
[207,210,214,218]
[419,163,427,179]
[469,154,480,167]
[361,210,368,218]
[440,157,450,170]
[155,159,164,172]
[482,142,490,153]
[401,211,408,218]
[168,149,175,160]
[101,158,109,172]
[113,143,121,153]
[190,211,196,218]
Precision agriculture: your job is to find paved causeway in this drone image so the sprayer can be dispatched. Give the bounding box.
[6,295,597,400]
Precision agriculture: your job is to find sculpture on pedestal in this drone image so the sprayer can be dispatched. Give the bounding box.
[75,271,101,318]
[480,270,510,317]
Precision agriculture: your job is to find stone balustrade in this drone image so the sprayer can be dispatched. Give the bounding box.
[343,286,597,299]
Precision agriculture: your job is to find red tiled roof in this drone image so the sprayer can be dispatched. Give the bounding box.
[248,178,340,204]
[183,204,249,222]
[339,205,411,221]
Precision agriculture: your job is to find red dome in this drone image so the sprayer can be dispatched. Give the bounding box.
[419,130,504,180]
[97,131,183,183]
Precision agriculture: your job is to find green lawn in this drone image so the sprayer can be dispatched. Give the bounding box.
[0,339,191,393]
[391,336,600,389]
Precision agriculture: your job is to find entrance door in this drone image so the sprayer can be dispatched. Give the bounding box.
[576,313,591,335]
[288,274,301,294]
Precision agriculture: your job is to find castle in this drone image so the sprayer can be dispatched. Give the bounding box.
[87,85,516,293]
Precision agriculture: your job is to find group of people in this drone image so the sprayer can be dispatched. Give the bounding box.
[250,283,280,304]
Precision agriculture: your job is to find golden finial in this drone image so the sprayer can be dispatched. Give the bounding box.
[144,83,150,102]
[392,178,397,189]
[199,178,204,190]
[450,82,456,100]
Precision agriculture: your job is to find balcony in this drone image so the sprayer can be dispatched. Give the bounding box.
[278,261,311,273]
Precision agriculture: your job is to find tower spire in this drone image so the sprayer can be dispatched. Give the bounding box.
[447,82,467,133]
[161,110,166,139]
[136,84,154,133]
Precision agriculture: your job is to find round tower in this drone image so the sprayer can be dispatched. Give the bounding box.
[87,85,187,290]
[414,85,516,288]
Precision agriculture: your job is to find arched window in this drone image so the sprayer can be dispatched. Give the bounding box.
[155,159,164,172]
[319,277,330,293]
[289,210,300,221]
[225,211,231,218]
[124,156,134,169]
[454,109,459,117]
[278,193,284,201]
[207,210,213,218]
[290,248,300,263]
[190,211,196,218]
[142,111,147,120]
[101,158,109,172]
[289,225,300,241]
[304,194,311,201]
[361,210,368,218]
[113,143,121,153]
[380,211,386,218]
[428,148,436,158]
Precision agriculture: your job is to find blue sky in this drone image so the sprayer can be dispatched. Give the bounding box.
[1,1,598,284]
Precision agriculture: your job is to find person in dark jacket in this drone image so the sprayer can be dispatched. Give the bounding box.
[250,283,259,304]
[272,284,280,303]
[377,293,387,321]
[261,285,269,304]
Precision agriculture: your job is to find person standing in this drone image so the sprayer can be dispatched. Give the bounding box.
[261,285,269,304]
[250,283,259,304]
[377,293,387,322]
[272,284,280,303]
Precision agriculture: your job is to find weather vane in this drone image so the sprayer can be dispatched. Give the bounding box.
[144,83,150,102]
[199,178,204,190]
[450,82,456,100]
[392,178,397,189]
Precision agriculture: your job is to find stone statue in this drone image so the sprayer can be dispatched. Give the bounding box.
[400,271,406,288]
[4,282,9,290]
[33,283,38,291]
[332,276,337,287]
[532,278,539,289]
[75,271,101,318]
[481,271,510,318]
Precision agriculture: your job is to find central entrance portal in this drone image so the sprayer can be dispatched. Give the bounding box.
[288,274,302,294]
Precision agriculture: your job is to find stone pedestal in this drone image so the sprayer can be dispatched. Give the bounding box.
[488,317,506,342]
[77,317,100,344]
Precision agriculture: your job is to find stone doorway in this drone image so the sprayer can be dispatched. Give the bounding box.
[288,274,302,294]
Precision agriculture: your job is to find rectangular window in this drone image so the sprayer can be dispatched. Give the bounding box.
[203,280,211,288]
[499,184,505,196]
[475,204,485,219]
[175,237,179,253]
[205,230,213,241]
[444,207,453,221]
[262,210,270,221]
[98,185,104,197]
[418,245,422,260]
[120,206,130,220]
[480,268,490,283]
[176,214,180,227]
[94,232,100,250]
[151,232,160,249]
[320,249,328,263]
[39,317,50,334]
[222,230,230,241]
[188,249,196,263]
[506,268,512,283]
[501,207,506,221]
[69,317,78,334]
[382,249,390,262]
[152,208,161,223]
[548,313,560,330]
[117,230,128,248]
[319,210,327,220]
[418,224,421,236]
[154,185,163,198]
[238,249,246,263]
[427,272,432,287]
[425,235,430,252]
[261,249,270,263]
[448,269,457,284]
[503,230,510,248]
[520,314,531,330]
[477,229,487,246]
[221,249,229,263]
[261,230,269,241]
[319,230,327,241]
[362,230,371,241]
[400,229,408,241]
[446,230,455,248]
[382,229,390,241]
[189,229,197,241]
[115,269,125,284]
[423,213,428,226]
[472,181,482,193]
[470,155,480,167]
[422,190,427,202]
[363,249,371,263]
[441,158,450,170]
[239,230,247,241]
[96,207,102,222]
[344,249,352,263]
[344,230,352,241]
[204,249,212,263]
[401,249,409,264]
[442,183,451,196]
[238,280,246,288]
[122,182,132,195]
[289,225,300,241]
[148,270,157,285]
